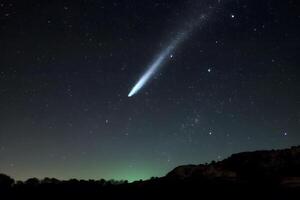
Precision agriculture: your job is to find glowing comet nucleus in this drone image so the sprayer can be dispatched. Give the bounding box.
[128,3,218,97]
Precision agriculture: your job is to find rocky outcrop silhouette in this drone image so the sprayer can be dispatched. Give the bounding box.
[166,146,300,185]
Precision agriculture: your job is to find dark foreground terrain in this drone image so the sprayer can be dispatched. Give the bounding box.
[1,146,300,199]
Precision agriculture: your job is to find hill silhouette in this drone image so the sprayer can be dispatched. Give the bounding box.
[166,146,300,182]
[1,146,299,199]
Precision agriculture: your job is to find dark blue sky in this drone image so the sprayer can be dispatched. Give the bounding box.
[0,0,299,181]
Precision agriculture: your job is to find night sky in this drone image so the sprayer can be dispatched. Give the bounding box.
[1,0,300,182]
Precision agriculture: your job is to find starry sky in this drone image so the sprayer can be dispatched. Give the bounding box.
[0,0,299,182]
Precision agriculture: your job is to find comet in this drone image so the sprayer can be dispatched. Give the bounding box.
[128,43,177,97]
[128,3,218,97]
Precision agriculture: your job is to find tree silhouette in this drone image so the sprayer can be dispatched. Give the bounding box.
[0,173,14,190]
[25,178,39,187]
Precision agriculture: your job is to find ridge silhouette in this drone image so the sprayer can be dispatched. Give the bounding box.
[1,146,299,199]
